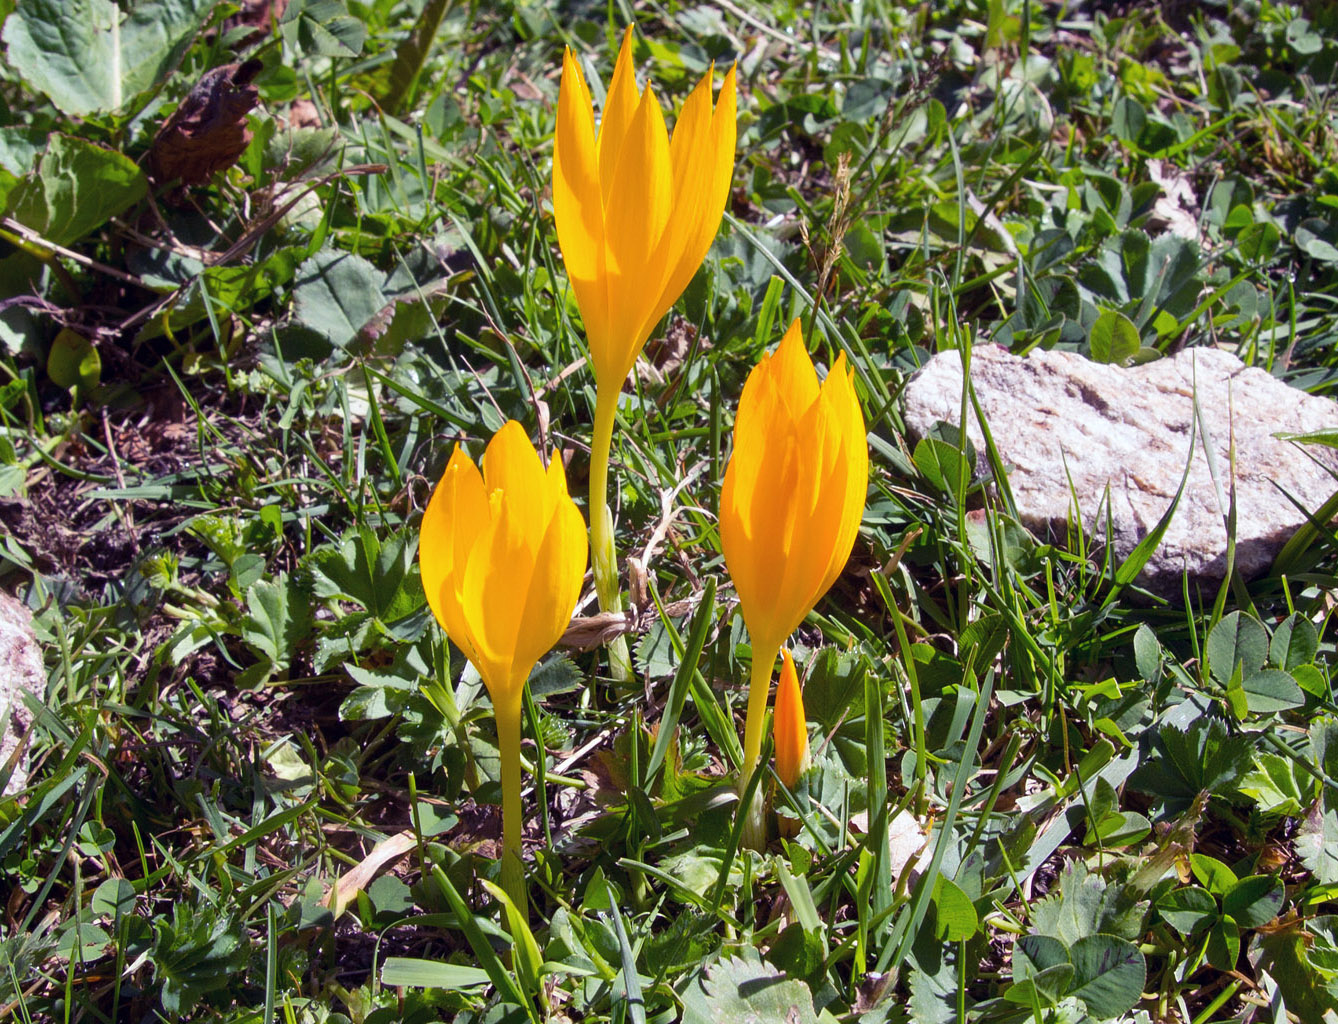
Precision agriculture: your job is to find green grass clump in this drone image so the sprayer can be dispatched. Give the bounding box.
[2,1,1338,1021]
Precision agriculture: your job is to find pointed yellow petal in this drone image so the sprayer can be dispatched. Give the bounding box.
[596,26,640,200]
[816,358,868,597]
[481,421,548,561]
[719,318,869,653]
[769,319,821,415]
[599,84,673,384]
[514,498,587,674]
[420,446,489,648]
[554,48,609,351]
[636,66,717,329]
[461,490,535,700]
[650,63,738,326]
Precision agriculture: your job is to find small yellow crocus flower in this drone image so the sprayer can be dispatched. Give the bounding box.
[720,318,867,802]
[773,649,809,792]
[553,27,737,681]
[419,421,587,912]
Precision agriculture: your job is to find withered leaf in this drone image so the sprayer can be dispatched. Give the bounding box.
[149,59,263,188]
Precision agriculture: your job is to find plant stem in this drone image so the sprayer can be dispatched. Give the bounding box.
[739,640,779,849]
[589,384,634,683]
[496,693,527,919]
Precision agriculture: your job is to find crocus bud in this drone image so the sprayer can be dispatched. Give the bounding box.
[773,649,809,790]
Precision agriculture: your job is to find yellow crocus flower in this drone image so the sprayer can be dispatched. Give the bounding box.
[553,28,736,682]
[553,27,737,389]
[419,420,587,911]
[721,318,867,794]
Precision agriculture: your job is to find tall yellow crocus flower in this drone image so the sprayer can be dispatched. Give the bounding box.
[553,28,737,681]
[419,421,587,913]
[720,318,867,807]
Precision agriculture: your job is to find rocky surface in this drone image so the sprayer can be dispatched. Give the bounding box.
[902,345,1338,594]
[0,593,40,794]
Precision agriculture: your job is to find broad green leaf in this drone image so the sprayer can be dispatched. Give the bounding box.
[280,0,366,57]
[3,0,217,116]
[1014,934,1068,979]
[1190,853,1238,894]
[1133,623,1162,684]
[1237,221,1280,262]
[46,329,101,394]
[1221,875,1284,928]
[1207,611,1269,685]
[91,878,136,919]
[1088,309,1140,364]
[291,248,388,349]
[1068,935,1145,1019]
[1156,886,1216,936]
[1206,916,1239,971]
[913,437,970,496]
[1240,668,1305,714]
[6,135,146,247]
[933,876,978,941]
[1272,613,1319,671]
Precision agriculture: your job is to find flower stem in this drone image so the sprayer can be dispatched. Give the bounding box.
[589,384,634,683]
[738,640,780,849]
[495,694,527,918]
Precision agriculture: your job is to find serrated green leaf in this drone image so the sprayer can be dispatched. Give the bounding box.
[243,576,311,672]
[678,950,821,1024]
[1130,719,1253,817]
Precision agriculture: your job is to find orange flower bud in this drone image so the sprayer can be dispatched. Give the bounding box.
[773,649,809,790]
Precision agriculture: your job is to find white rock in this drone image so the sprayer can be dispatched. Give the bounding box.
[0,593,40,794]
[902,346,1338,594]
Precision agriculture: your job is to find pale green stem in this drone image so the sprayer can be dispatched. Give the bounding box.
[589,384,634,683]
[495,693,527,919]
[739,640,780,850]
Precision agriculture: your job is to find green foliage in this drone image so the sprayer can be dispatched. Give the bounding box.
[5,2,1338,1022]
[3,0,217,116]
[5,134,146,246]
